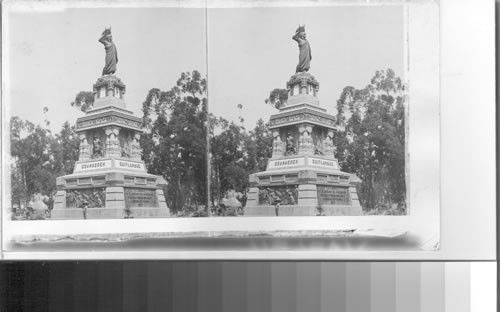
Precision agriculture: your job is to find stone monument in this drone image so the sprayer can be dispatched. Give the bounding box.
[245,26,362,216]
[51,28,169,219]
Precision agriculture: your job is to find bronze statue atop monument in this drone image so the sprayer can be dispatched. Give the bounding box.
[292,25,311,73]
[99,27,118,76]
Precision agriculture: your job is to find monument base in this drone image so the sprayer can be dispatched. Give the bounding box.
[244,156,363,216]
[51,165,170,219]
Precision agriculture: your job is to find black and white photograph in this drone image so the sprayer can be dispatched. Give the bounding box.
[1,0,448,259]
[5,4,208,221]
[208,6,407,218]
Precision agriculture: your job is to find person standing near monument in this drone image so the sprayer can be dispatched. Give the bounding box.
[99,27,118,76]
[292,25,311,73]
[81,200,89,219]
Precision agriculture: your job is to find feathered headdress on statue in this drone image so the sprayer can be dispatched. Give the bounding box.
[102,27,112,37]
[296,24,305,33]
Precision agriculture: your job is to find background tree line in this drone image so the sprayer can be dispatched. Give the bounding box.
[11,71,208,217]
[334,69,406,211]
[10,68,406,216]
[10,114,79,214]
[211,69,406,213]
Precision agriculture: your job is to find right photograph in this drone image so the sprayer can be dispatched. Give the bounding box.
[208,5,410,218]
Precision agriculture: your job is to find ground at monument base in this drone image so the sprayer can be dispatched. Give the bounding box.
[244,205,362,216]
[50,207,170,219]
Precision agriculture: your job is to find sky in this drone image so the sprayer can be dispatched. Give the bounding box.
[6,7,206,132]
[208,6,404,129]
[6,4,404,132]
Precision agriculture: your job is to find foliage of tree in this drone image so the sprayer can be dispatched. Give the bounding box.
[50,122,80,175]
[243,118,272,173]
[10,113,80,212]
[10,68,405,218]
[265,88,288,109]
[334,69,406,211]
[209,112,272,205]
[141,70,207,214]
[11,71,209,217]
[71,91,95,112]
[209,116,246,202]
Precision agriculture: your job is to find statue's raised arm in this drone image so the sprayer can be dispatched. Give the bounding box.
[293,25,311,73]
[99,27,118,76]
[292,28,304,44]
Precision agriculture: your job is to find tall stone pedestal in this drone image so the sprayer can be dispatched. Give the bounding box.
[51,75,170,219]
[245,72,362,216]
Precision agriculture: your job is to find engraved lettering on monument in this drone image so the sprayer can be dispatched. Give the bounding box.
[317,185,350,205]
[124,188,157,208]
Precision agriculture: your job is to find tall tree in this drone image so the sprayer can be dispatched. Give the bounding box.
[335,69,406,211]
[71,91,95,112]
[141,70,207,214]
[265,88,288,109]
[209,115,247,202]
[52,122,80,175]
[209,116,273,205]
[10,116,32,209]
[9,114,65,210]
[243,118,272,174]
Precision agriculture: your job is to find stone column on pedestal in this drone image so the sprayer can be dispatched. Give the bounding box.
[131,132,142,161]
[300,76,308,95]
[298,125,314,155]
[121,135,132,158]
[104,126,121,158]
[324,130,335,158]
[313,129,324,156]
[271,130,283,158]
[78,132,91,161]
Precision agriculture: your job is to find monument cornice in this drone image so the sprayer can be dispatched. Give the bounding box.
[279,102,326,113]
[268,108,336,129]
[76,111,143,132]
[87,105,134,116]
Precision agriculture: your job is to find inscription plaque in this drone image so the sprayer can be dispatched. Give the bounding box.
[117,160,144,171]
[267,157,305,170]
[317,185,350,205]
[309,157,340,170]
[75,159,112,172]
[124,188,157,208]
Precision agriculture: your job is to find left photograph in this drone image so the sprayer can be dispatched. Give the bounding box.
[5,5,208,220]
